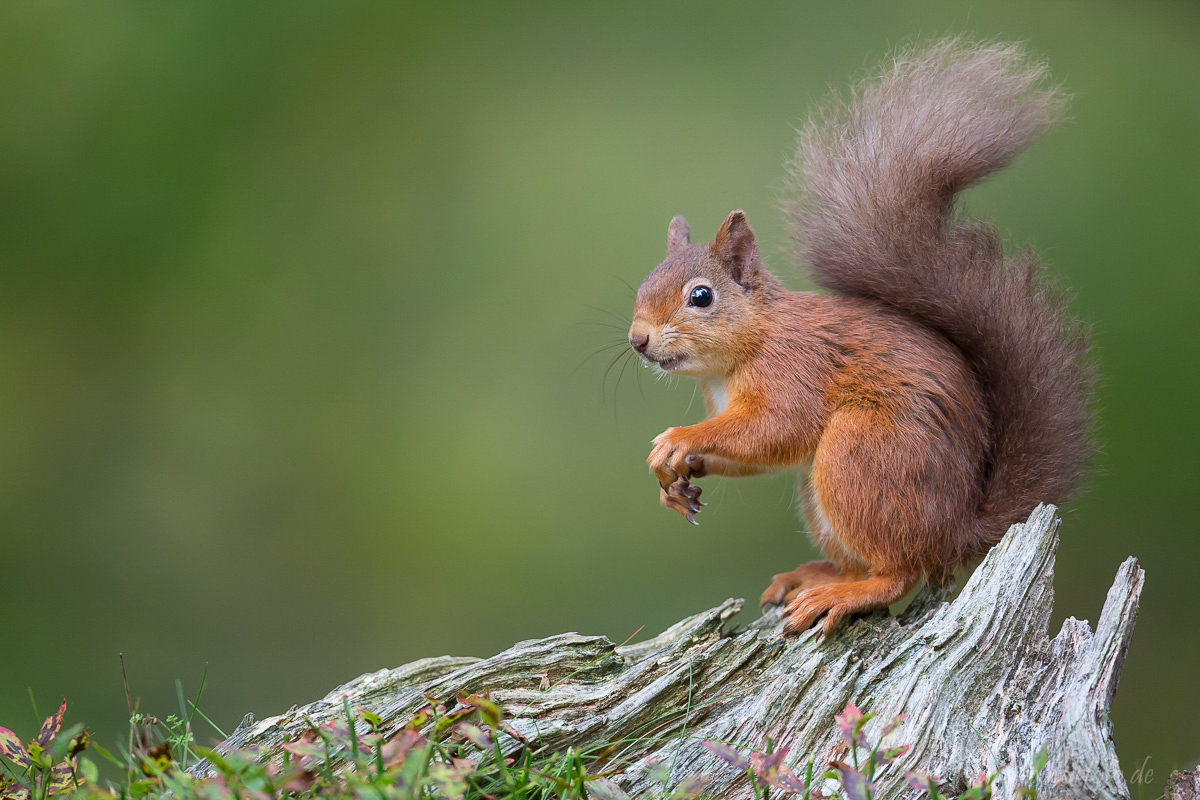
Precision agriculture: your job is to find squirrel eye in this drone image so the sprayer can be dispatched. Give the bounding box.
[688,286,713,308]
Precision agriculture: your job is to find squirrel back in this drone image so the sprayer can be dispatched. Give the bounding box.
[782,39,1094,551]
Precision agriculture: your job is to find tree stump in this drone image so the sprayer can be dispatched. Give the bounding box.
[194,505,1143,799]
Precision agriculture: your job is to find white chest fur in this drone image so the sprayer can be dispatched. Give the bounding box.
[703,378,729,415]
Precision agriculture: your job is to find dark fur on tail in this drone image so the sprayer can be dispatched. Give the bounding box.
[783,39,1094,550]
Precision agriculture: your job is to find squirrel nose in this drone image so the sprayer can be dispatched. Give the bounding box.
[629,332,650,353]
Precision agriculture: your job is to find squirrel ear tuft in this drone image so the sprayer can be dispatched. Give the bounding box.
[713,210,759,289]
[667,216,691,252]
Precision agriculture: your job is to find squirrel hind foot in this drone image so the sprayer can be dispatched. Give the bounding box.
[782,573,917,635]
[759,560,847,610]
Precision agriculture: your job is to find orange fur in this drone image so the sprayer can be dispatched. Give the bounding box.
[628,40,1093,634]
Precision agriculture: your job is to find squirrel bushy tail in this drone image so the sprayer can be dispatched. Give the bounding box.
[783,38,1094,551]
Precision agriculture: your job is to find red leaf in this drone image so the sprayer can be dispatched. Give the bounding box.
[748,750,810,794]
[830,760,873,800]
[281,728,326,762]
[749,747,790,786]
[771,770,810,794]
[380,729,424,768]
[700,741,751,771]
[319,718,351,745]
[358,733,385,755]
[502,724,529,745]
[278,767,316,793]
[280,741,326,761]
[36,698,67,747]
[905,770,939,792]
[834,703,867,749]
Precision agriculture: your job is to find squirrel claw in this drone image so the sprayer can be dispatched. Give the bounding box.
[673,477,703,513]
[661,477,703,521]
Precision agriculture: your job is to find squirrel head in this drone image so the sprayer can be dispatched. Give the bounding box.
[629,210,779,378]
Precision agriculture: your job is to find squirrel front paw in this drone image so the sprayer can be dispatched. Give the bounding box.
[648,427,692,487]
[649,429,705,523]
[660,478,704,524]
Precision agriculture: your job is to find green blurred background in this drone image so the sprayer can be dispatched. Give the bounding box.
[1,0,1196,782]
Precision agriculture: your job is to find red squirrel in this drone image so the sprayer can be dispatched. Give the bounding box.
[627,40,1093,636]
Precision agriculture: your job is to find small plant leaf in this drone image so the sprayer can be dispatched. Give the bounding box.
[64,728,89,760]
[875,744,910,765]
[700,741,751,771]
[0,729,29,768]
[319,717,351,745]
[46,724,83,764]
[461,693,503,729]
[359,710,383,731]
[127,777,157,798]
[587,776,631,800]
[905,769,940,794]
[191,774,230,800]
[36,698,67,747]
[426,759,469,800]
[957,771,995,800]
[139,742,173,776]
[190,746,233,776]
[502,723,530,745]
[457,723,492,750]
[829,760,873,800]
[406,706,431,730]
[359,731,385,754]
[277,767,316,793]
[750,746,790,786]
[380,729,424,768]
[78,758,99,785]
[881,713,909,737]
[834,702,870,749]
[771,768,811,794]
[280,740,326,761]
[0,780,30,800]
[24,743,47,770]
[434,705,476,734]
[45,760,78,795]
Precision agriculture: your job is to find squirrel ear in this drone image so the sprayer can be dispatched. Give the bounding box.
[666,215,691,252]
[713,209,759,289]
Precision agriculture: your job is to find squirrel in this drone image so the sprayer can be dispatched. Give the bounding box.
[627,39,1094,636]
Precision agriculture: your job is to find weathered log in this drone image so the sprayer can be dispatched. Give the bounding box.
[1169,769,1200,800]
[196,505,1142,799]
